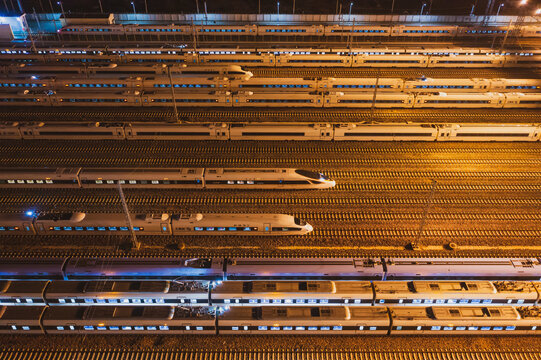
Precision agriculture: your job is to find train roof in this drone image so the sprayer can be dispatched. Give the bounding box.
[431,306,519,320]
[0,280,47,295]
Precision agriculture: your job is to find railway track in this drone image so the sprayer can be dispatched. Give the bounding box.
[1,141,540,155]
[248,67,541,78]
[1,192,539,207]
[0,108,539,122]
[0,350,538,360]
[1,157,540,167]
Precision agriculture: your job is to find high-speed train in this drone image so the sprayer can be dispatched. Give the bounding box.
[2,122,540,142]
[2,46,540,69]
[1,75,539,94]
[1,279,539,307]
[54,21,541,40]
[0,212,314,236]
[0,257,539,281]
[1,89,540,108]
[0,168,336,190]
[1,304,541,335]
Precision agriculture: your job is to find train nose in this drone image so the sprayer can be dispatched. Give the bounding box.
[327,180,336,188]
[305,223,313,232]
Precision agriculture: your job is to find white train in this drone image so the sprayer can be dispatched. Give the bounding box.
[1,46,541,69]
[0,167,336,190]
[2,76,540,95]
[2,304,541,335]
[2,122,540,142]
[1,90,541,108]
[1,280,539,307]
[0,212,314,236]
[55,22,541,39]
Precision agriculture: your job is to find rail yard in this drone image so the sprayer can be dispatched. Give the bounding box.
[0,5,539,360]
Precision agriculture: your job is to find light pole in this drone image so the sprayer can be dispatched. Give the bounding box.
[349,1,353,16]
[130,1,136,14]
[277,1,280,15]
[420,2,426,15]
[495,2,503,16]
[470,4,475,15]
[56,1,65,18]
[98,0,103,13]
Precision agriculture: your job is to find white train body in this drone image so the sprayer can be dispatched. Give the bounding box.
[171,213,313,235]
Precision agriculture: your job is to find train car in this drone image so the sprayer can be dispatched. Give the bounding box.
[403,78,491,92]
[53,91,141,106]
[59,24,126,35]
[218,306,389,334]
[0,77,51,91]
[414,92,505,108]
[325,25,391,37]
[125,123,229,140]
[490,79,541,92]
[0,281,48,305]
[389,306,520,334]
[64,257,225,280]
[78,168,205,188]
[18,122,125,140]
[55,76,143,90]
[504,93,541,108]
[257,25,324,37]
[142,91,232,106]
[428,54,504,67]
[374,281,497,306]
[178,65,252,79]
[233,91,322,107]
[319,77,403,92]
[197,49,274,66]
[142,76,228,90]
[492,281,541,305]
[520,26,541,37]
[353,53,428,67]
[231,77,317,91]
[437,124,540,141]
[32,212,172,236]
[45,280,209,306]
[42,306,216,334]
[333,123,438,141]
[393,25,458,37]
[0,122,22,139]
[0,306,45,334]
[202,168,335,190]
[325,92,414,108]
[224,258,385,280]
[211,281,373,306]
[171,213,313,236]
[504,51,541,68]
[271,49,351,67]
[229,123,333,141]
[384,258,541,280]
[0,93,50,105]
[0,168,80,188]
[0,213,35,235]
[0,258,68,280]
[196,25,257,36]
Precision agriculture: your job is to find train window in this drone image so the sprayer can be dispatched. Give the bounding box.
[232,326,239,331]
[195,227,204,231]
[109,326,119,330]
[271,326,280,331]
[444,326,453,331]
[272,299,282,304]
[147,326,157,330]
[98,227,106,231]
[134,326,144,330]
[506,326,516,331]
[206,227,215,231]
[228,227,237,231]
[296,299,305,304]
[131,299,141,304]
[218,227,226,231]
[97,326,106,331]
[84,326,94,330]
[84,299,94,304]
[122,326,132,330]
[56,326,65,331]
[321,326,331,331]
[431,326,441,330]
[481,327,491,331]
[258,326,268,330]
